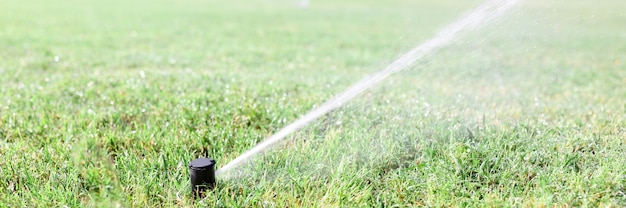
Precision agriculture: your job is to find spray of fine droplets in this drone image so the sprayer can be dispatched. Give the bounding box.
[216,0,523,177]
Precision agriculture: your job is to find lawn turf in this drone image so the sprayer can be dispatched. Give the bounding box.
[0,0,624,206]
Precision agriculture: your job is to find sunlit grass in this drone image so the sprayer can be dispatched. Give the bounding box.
[0,0,624,206]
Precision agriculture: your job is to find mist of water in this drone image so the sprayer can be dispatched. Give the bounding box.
[216,0,523,177]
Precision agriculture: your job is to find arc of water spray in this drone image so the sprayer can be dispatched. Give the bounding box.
[216,0,522,176]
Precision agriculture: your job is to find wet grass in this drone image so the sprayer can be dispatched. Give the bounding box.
[1,0,625,207]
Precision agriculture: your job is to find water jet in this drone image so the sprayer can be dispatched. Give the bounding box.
[215,0,522,178]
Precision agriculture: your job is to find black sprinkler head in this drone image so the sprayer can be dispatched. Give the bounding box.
[188,157,216,198]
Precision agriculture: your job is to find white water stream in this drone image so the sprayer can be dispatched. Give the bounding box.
[216,0,522,177]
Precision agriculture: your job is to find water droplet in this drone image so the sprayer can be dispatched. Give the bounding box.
[299,0,309,8]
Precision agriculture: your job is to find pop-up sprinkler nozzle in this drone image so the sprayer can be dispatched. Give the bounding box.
[188,157,216,198]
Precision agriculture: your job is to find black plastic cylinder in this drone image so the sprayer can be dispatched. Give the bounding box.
[188,157,216,198]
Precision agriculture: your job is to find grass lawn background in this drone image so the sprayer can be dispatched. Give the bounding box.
[0,0,624,206]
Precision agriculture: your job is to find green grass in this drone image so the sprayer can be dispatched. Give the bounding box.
[1,0,625,207]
